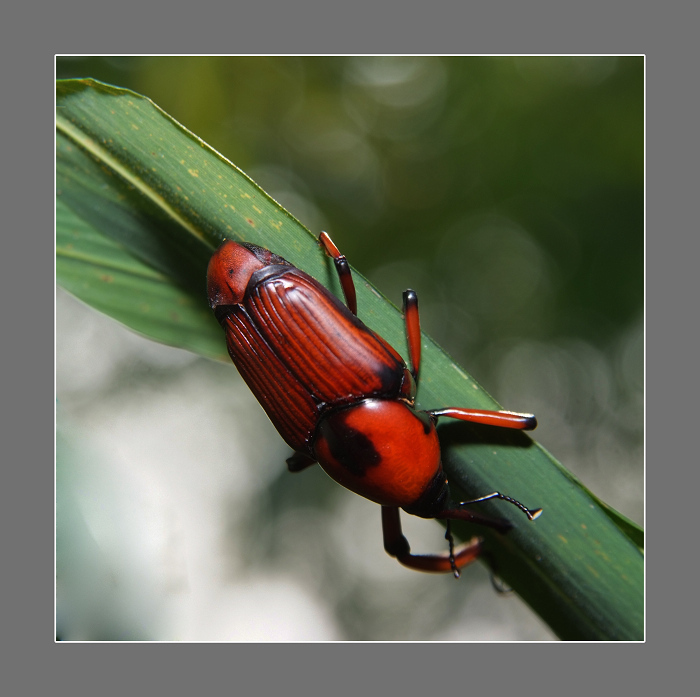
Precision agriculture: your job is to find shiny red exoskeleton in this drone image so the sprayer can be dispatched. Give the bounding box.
[207,232,541,577]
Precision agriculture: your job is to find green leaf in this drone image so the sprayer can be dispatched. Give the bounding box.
[56,78,643,640]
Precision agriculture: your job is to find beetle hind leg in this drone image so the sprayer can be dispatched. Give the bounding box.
[381,505,482,577]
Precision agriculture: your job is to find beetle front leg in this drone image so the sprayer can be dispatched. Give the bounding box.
[319,231,358,316]
[402,289,421,382]
[430,407,537,431]
[381,505,482,577]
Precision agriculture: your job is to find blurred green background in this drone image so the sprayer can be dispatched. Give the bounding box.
[56,56,643,641]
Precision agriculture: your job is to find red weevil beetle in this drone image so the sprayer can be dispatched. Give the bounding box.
[207,231,542,577]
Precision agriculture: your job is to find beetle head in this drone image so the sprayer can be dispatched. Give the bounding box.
[207,240,290,307]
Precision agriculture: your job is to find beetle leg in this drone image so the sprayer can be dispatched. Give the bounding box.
[402,289,421,382]
[381,505,482,577]
[429,407,537,431]
[455,492,542,521]
[319,231,358,316]
[428,408,542,522]
[286,452,317,473]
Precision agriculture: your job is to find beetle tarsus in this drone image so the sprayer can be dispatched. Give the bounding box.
[459,492,543,522]
[319,231,358,315]
[286,452,317,473]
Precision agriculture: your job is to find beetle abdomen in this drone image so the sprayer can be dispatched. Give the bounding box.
[217,262,410,454]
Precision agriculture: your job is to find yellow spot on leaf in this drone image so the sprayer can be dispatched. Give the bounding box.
[586,564,600,578]
[558,535,568,544]
[253,205,262,214]
[188,169,199,178]
[241,193,251,199]
[451,364,468,380]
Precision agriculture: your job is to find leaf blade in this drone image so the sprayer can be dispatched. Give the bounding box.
[56,78,643,640]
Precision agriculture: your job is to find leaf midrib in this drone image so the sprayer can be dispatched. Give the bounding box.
[57,112,207,244]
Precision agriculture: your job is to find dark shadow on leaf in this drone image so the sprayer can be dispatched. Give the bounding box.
[437,419,537,451]
[57,131,214,303]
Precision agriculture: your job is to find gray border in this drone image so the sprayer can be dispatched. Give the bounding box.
[11,2,673,694]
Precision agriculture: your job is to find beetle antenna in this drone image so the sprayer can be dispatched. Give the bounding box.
[458,492,543,521]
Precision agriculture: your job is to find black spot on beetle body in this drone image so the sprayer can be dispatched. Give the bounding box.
[320,410,382,477]
[374,361,401,396]
[414,408,434,435]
